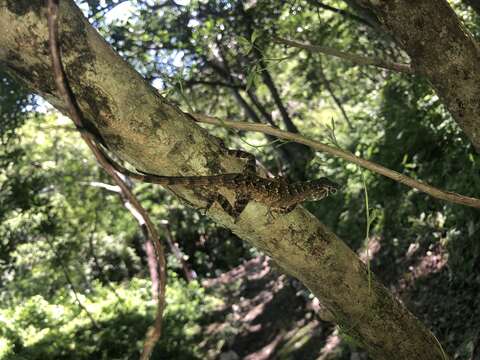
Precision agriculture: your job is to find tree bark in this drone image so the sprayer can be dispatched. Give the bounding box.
[357,0,480,151]
[0,1,447,358]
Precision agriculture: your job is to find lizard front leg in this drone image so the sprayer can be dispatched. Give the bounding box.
[232,193,251,223]
[276,205,297,214]
[204,192,235,217]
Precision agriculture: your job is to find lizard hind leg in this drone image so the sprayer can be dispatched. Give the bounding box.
[217,139,256,174]
[204,192,239,221]
[232,193,251,224]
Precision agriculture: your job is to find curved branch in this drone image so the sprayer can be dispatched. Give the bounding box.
[47,1,166,358]
[273,36,414,75]
[191,113,480,209]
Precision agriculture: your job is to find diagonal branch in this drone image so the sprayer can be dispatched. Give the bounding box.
[273,36,414,75]
[191,113,480,209]
[307,0,374,27]
[47,1,166,358]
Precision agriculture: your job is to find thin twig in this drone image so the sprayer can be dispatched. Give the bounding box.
[317,61,354,130]
[47,1,166,358]
[273,36,414,75]
[45,236,100,330]
[160,220,196,282]
[191,113,480,209]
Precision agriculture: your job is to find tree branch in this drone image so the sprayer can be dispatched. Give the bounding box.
[308,0,374,26]
[87,215,125,303]
[47,1,166,358]
[160,220,196,282]
[192,113,480,209]
[359,0,480,151]
[273,36,414,75]
[238,5,301,134]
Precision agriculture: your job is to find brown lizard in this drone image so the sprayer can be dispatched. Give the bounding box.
[106,145,339,220]
[143,171,338,218]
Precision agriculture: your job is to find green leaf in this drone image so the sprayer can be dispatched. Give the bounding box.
[251,29,260,44]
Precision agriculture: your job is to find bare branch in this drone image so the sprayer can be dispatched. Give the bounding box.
[273,36,414,75]
[160,220,196,282]
[191,113,480,209]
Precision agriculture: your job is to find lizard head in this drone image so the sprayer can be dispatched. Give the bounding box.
[306,177,339,201]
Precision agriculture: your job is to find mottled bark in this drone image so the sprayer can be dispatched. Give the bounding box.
[358,0,480,151]
[0,1,446,358]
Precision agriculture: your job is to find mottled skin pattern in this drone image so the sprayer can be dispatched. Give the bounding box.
[140,147,339,219]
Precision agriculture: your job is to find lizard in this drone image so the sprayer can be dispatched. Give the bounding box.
[105,143,339,221]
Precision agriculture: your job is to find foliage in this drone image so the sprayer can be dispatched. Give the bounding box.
[0,70,34,144]
[0,276,220,360]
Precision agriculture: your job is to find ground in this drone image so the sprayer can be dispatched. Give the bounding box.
[194,236,480,359]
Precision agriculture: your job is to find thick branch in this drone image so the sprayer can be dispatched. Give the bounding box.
[193,113,480,209]
[358,0,480,151]
[274,36,414,74]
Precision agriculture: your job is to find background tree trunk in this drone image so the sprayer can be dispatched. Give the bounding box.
[357,0,480,151]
